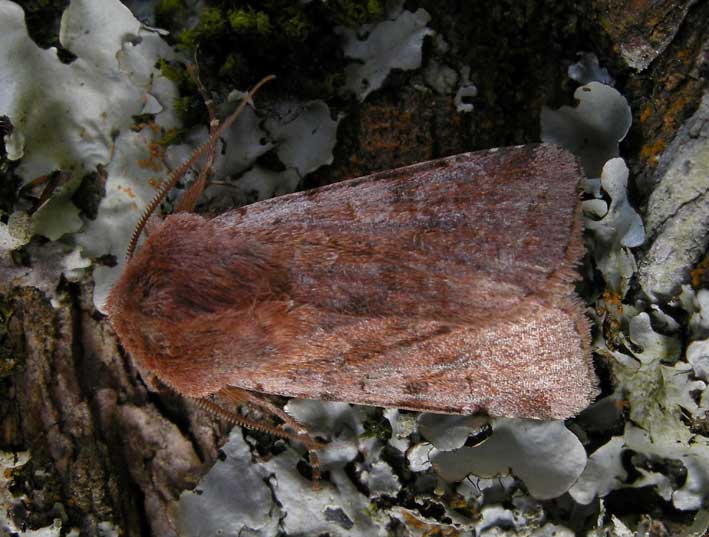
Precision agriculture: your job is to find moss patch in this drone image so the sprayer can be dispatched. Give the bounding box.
[154,0,390,104]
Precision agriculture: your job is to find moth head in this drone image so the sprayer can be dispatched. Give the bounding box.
[106,74,277,388]
[107,72,278,328]
[105,229,172,375]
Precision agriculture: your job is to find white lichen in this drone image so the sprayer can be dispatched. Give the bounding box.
[568,52,614,86]
[175,429,280,536]
[583,158,645,295]
[429,419,587,500]
[541,82,632,177]
[337,8,434,101]
[575,310,709,511]
[178,401,391,536]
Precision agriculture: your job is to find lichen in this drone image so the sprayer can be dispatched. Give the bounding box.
[337,7,434,101]
[575,311,709,511]
[0,0,180,251]
[541,82,632,177]
[583,158,645,295]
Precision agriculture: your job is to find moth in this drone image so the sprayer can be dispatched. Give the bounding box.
[106,75,597,479]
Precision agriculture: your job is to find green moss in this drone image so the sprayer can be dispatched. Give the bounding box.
[177,29,199,51]
[329,0,385,27]
[173,95,201,124]
[161,1,351,102]
[228,8,272,35]
[361,415,392,440]
[219,52,244,77]
[154,0,188,29]
[156,58,190,85]
[282,10,311,41]
[196,5,229,33]
[155,0,184,15]
[177,6,228,50]
[155,58,203,126]
[157,128,187,147]
[323,71,346,96]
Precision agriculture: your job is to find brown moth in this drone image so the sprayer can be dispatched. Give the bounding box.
[106,76,597,478]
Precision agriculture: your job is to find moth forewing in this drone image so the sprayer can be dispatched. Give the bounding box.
[107,143,597,422]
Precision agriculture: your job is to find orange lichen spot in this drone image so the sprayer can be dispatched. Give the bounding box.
[669,48,691,72]
[639,138,667,162]
[597,290,624,318]
[639,104,653,124]
[602,290,623,309]
[614,398,631,413]
[398,510,460,537]
[663,92,692,130]
[448,494,481,519]
[597,290,625,338]
[690,255,709,288]
[117,185,136,199]
[399,511,427,530]
[664,72,684,92]
[148,177,163,190]
[138,142,166,172]
[448,495,468,510]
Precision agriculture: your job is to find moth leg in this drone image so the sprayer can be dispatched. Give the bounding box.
[192,393,323,488]
[216,386,323,486]
[175,63,219,213]
[218,386,307,434]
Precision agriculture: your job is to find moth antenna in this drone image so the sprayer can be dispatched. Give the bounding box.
[125,74,276,259]
[174,64,219,214]
[192,396,322,488]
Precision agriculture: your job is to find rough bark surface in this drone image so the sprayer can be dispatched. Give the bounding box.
[0,278,228,536]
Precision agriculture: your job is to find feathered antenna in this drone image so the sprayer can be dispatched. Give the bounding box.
[125,73,276,260]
